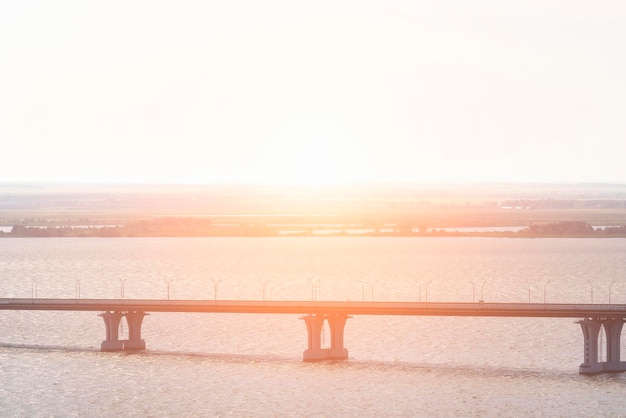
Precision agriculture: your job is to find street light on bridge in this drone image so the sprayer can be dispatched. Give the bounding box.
[210,278,222,301]
[308,278,320,301]
[119,278,127,300]
[259,279,270,300]
[526,280,531,303]
[165,278,174,300]
[543,280,551,303]
[587,279,594,304]
[609,280,616,304]
[469,280,475,302]
[75,278,81,299]
[359,280,376,302]
[416,280,432,302]
[480,280,487,302]
[424,280,432,302]
[31,278,38,299]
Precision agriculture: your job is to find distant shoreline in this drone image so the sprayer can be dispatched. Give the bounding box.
[2,183,626,239]
[3,230,626,239]
[3,219,626,238]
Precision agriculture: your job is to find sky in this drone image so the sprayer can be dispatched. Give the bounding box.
[1,1,625,185]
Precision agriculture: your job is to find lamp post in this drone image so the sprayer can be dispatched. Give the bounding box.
[587,279,594,304]
[609,280,616,304]
[31,278,38,299]
[165,278,174,300]
[526,280,531,303]
[543,280,551,303]
[119,278,127,300]
[259,279,270,300]
[469,280,475,302]
[75,278,81,299]
[210,278,222,301]
[358,280,377,301]
[424,280,432,302]
[308,278,320,301]
[480,280,487,302]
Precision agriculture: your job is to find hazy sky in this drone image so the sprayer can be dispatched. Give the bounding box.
[1,1,625,185]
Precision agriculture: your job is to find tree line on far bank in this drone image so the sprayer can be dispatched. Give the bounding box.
[526,221,626,235]
[2,219,626,237]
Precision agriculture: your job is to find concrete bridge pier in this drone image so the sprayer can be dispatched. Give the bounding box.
[100,311,124,351]
[302,314,350,361]
[326,314,350,360]
[123,311,147,351]
[578,318,603,374]
[99,311,147,352]
[302,314,325,361]
[601,318,626,373]
[578,318,626,374]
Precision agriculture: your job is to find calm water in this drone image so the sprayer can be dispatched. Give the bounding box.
[2,237,626,417]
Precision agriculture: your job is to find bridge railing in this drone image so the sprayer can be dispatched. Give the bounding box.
[3,298,626,317]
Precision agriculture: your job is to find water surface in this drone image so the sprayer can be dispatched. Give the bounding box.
[2,237,626,416]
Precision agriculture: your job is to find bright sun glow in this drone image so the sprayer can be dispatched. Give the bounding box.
[258,121,367,185]
[2,2,626,185]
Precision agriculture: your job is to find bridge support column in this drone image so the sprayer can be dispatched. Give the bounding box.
[302,314,350,361]
[100,311,124,352]
[302,314,325,361]
[601,318,626,373]
[123,311,147,351]
[327,314,349,360]
[578,318,603,374]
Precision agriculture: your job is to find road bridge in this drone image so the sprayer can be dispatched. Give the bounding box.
[2,298,625,374]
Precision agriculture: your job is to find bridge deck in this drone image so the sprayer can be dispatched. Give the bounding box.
[2,299,626,318]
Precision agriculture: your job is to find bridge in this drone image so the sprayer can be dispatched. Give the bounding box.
[2,298,626,374]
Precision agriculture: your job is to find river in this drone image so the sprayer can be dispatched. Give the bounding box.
[1,237,626,416]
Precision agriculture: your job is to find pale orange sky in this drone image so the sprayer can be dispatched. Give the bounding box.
[1,1,625,185]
